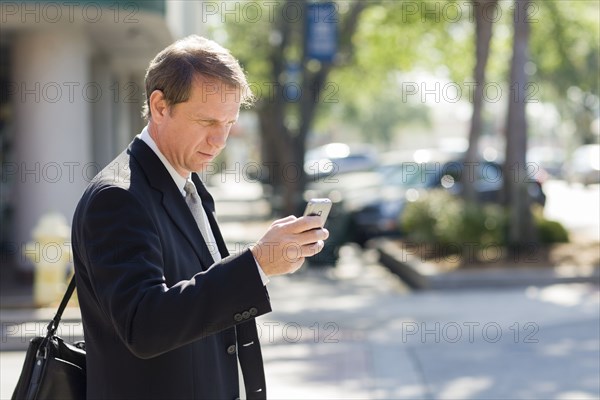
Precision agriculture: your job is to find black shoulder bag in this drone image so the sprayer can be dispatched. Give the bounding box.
[12,277,86,400]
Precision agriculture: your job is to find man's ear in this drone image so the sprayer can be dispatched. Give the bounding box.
[149,90,168,123]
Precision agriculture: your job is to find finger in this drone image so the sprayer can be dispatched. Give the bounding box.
[272,215,297,226]
[299,240,325,258]
[291,215,325,233]
[290,258,305,274]
[283,240,322,262]
[296,228,328,246]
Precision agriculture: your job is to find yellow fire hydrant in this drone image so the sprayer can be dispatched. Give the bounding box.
[23,213,72,307]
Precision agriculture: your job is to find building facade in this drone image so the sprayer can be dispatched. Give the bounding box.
[1,1,209,269]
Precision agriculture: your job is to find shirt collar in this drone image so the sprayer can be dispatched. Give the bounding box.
[139,126,188,197]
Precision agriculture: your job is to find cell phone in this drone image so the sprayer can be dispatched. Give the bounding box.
[303,198,332,227]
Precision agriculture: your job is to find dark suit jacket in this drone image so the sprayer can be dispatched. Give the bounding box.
[72,137,271,399]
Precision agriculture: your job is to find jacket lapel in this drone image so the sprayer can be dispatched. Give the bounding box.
[128,138,215,270]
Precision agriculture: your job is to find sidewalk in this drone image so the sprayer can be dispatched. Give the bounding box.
[260,246,600,399]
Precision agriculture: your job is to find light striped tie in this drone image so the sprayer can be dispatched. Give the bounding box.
[184,180,221,262]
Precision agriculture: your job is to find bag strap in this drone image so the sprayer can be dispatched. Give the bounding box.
[46,276,76,337]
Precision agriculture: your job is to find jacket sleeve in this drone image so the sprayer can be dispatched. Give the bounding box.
[75,185,271,359]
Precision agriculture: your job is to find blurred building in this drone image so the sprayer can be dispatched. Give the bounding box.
[1,0,208,269]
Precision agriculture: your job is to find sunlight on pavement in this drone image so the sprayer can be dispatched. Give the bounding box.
[437,376,494,399]
[525,284,600,307]
[263,342,372,399]
[556,391,600,400]
[540,337,600,358]
[0,352,25,399]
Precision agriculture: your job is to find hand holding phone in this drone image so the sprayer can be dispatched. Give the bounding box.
[251,200,331,276]
[303,198,332,227]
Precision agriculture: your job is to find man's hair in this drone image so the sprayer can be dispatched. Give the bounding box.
[142,35,253,121]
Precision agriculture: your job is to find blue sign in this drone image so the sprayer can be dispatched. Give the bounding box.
[306,2,338,62]
[284,62,302,102]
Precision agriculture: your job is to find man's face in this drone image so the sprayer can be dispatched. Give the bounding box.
[150,76,241,177]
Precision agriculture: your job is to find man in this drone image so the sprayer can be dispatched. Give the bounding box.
[71,35,329,399]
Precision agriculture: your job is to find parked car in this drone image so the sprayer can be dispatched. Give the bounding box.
[301,144,382,265]
[304,147,549,261]
[527,146,566,179]
[564,144,600,186]
[304,142,379,181]
[346,154,547,244]
[302,149,442,261]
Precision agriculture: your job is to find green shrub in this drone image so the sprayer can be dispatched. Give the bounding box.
[401,191,570,255]
[400,191,441,244]
[530,204,570,244]
[400,190,507,253]
[536,218,569,243]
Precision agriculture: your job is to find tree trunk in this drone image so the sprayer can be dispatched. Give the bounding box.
[464,0,498,203]
[504,0,537,249]
[257,0,367,216]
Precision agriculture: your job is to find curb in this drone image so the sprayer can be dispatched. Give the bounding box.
[371,238,600,290]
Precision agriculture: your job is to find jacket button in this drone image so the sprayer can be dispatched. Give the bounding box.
[227,345,237,355]
[242,311,250,319]
[249,307,258,316]
[234,313,243,322]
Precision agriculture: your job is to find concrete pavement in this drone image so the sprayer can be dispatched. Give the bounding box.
[259,246,600,399]
[1,219,599,399]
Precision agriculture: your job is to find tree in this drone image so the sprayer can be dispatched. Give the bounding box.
[224,0,473,215]
[530,1,599,147]
[464,0,498,203]
[219,0,597,223]
[222,1,367,215]
[504,0,537,248]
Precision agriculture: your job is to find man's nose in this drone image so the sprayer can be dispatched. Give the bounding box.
[207,126,228,149]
